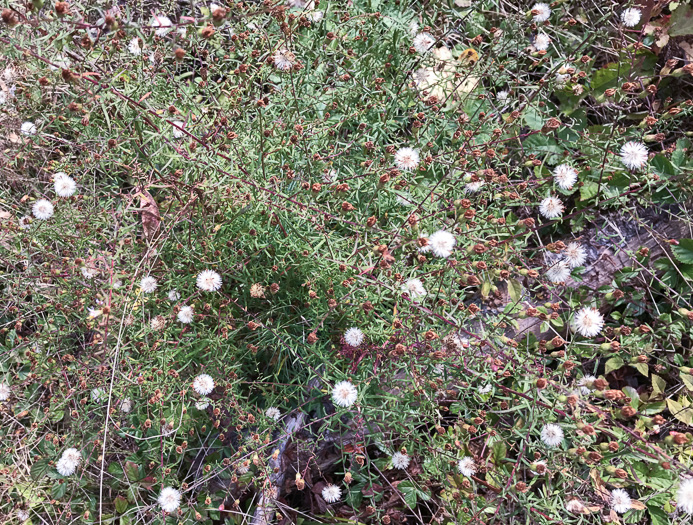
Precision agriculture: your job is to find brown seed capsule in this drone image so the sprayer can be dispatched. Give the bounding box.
[2,8,18,26]
[55,2,69,16]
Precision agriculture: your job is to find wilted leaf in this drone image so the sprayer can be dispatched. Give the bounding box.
[138,190,161,242]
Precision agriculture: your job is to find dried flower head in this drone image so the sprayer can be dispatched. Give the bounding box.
[621,8,641,27]
[56,448,82,476]
[563,242,587,268]
[0,382,10,401]
[265,407,281,420]
[274,48,296,71]
[402,278,426,299]
[610,488,632,514]
[677,477,693,514]
[21,121,37,136]
[427,230,456,258]
[394,147,420,170]
[531,3,551,22]
[54,173,77,197]
[533,33,551,51]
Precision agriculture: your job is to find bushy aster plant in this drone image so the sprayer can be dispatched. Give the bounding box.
[2,0,693,524]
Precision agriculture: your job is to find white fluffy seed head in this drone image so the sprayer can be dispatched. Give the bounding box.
[322,484,342,503]
[428,230,456,258]
[32,199,54,220]
[21,121,37,136]
[56,448,82,476]
[610,488,632,514]
[553,164,578,190]
[177,306,194,324]
[192,374,215,396]
[564,242,587,268]
[344,327,364,347]
[540,423,564,447]
[546,260,571,283]
[539,196,564,219]
[274,48,296,71]
[621,8,641,27]
[121,398,132,413]
[196,269,223,291]
[533,33,551,51]
[531,3,551,22]
[572,307,604,337]
[151,15,173,36]
[391,452,410,470]
[332,380,358,407]
[413,33,435,53]
[54,173,77,197]
[394,147,420,170]
[0,383,10,401]
[168,289,181,301]
[158,487,181,513]
[172,120,185,139]
[677,478,693,514]
[620,141,648,170]
[402,278,426,299]
[457,456,477,477]
[128,37,142,55]
[140,276,158,293]
[265,407,281,420]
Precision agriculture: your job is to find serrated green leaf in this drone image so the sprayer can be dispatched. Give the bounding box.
[114,495,129,514]
[30,458,51,481]
[673,240,693,265]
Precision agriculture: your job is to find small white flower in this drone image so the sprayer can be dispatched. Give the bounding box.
[391,452,410,470]
[610,488,632,514]
[409,20,420,35]
[572,307,604,337]
[32,199,54,220]
[21,121,37,136]
[151,15,173,36]
[553,164,578,190]
[402,278,426,299]
[533,33,551,51]
[140,276,158,293]
[112,279,123,289]
[428,230,456,258]
[265,407,281,420]
[172,120,185,139]
[563,242,587,268]
[273,48,296,71]
[128,37,142,55]
[332,380,358,408]
[546,260,571,283]
[322,484,342,503]
[192,374,215,396]
[478,384,492,394]
[0,383,10,401]
[54,173,77,197]
[344,327,364,347]
[91,388,105,402]
[539,196,564,219]
[620,141,648,170]
[394,147,420,170]
[168,289,181,301]
[413,32,435,53]
[16,510,30,522]
[555,72,571,87]
[177,306,194,324]
[158,487,181,513]
[18,216,32,229]
[56,448,82,476]
[621,8,641,28]
[457,456,476,477]
[496,90,509,101]
[195,398,210,410]
[87,307,102,319]
[196,269,222,292]
[121,398,132,413]
[540,423,564,447]
[531,3,551,23]
[677,477,693,514]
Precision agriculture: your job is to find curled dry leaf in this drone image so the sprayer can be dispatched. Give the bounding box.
[138,189,160,242]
